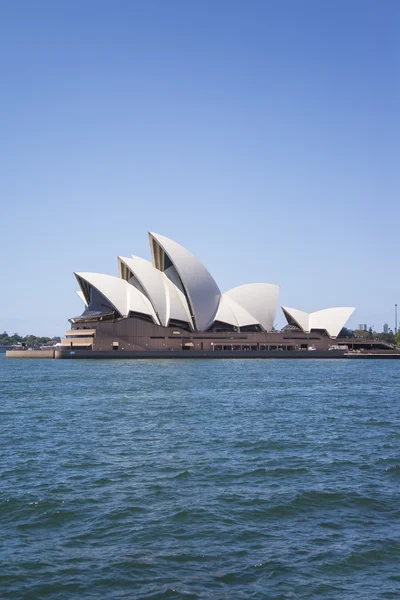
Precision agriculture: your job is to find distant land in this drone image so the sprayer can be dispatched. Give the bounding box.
[0,332,61,348]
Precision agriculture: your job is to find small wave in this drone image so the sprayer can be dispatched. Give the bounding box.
[136,586,200,599]
[365,418,392,426]
[173,470,191,479]
[105,505,145,520]
[239,440,304,452]
[320,521,343,530]
[320,540,400,573]
[235,489,392,521]
[385,465,400,473]
[93,477,114,485]
[242,466,309,477]
[171,509,194,522]
[294,490,388,511]
[170,508,216,524]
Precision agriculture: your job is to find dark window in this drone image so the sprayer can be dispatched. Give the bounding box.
[128,312,154,323]
[192,336,248,340]
[168,319,191,331]
[240,324,263,333]
[206,321,238,333]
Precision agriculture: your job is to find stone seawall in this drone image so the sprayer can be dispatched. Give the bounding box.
[6,349,400,360]
[6,350,61,359]
[59,350,348,359]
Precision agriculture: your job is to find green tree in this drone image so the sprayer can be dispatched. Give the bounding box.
[36,337,52,345]
[0,332,11,346]
[353,329,370,339]
[0,332,60,347]
[375,332,395,345]
[25,335,38,347]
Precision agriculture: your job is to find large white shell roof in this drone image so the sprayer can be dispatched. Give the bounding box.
[225,283,280,332]
[149,232,221,331]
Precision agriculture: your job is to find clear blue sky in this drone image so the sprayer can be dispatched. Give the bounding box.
[1,0,399,336]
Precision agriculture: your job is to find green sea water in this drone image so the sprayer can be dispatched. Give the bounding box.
[1,354,399,599]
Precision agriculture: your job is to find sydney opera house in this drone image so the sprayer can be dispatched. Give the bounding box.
[59,231,391,355]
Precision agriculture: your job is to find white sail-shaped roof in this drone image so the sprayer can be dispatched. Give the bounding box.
[309,307,355,338]
[214,294,260,328]
[163,276,194,328]
[118,256,193,328]
[149,232,221,331]
[75,272,159,322]
[118,256,168,326]
[224,283,280,332]
[282,306,355,338]
[281,306,309,332]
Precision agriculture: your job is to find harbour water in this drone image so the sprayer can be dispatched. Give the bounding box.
[1,354,399,599]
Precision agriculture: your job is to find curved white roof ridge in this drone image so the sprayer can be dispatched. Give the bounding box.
[215,294,260,328]
[224,283,280,332]
[163,276,194,329]
[213,295,239,328]
[281,306,310,332]
[76,290,88,306]
[74,272,159,323]
[118,256,168,326]
[149,232,221,331]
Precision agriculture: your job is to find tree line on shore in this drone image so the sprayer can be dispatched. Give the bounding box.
[353,329,400,345]
[0,332,61,347]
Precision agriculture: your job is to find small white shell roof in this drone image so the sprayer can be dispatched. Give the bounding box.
[310,307,355,338]
[75,272,159,322]
[149,232,221,331]
[282,306,355,338]
[281,306,309,332]
[215,294,260,328]
[224,283,280,332]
